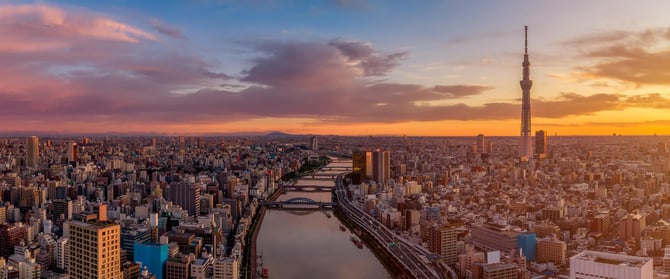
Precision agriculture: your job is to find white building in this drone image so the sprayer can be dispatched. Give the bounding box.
[570,250,652,279]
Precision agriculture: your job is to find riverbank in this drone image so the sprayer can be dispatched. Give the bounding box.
[246,189,282,279]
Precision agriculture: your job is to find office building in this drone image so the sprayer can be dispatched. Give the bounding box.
[517,232,536,261]
[67,141,78,162]
[309,136,318,151]
[519,26,533,160]
[535,130,547,158]
[56,238,68,271]
[121,225,152,263]
[25,136,39,168]
[352,150,371,185]
[619,213,646,241]
[427,223,459,265]
[134,242,168,279]
[483,262,518,279]
[536,237,566,265]
[166,254,193,279]
[471,224,519,254]
[0,224,26,259]
[589,214,611,237]
[213,257,239,279]
[167,182,201,217]
[569,250,651,279]
[372,150,390,186]
[68,221,121,279]
[476,134,486,153]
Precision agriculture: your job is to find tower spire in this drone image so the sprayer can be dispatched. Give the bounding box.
[524,25,528,55]
[519,26,533,161]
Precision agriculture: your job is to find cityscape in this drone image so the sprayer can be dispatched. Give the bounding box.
[1,1,670,279]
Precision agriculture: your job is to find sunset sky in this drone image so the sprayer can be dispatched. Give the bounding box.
[1,0,669,136]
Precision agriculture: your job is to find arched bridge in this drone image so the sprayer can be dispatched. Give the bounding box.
[259,197,337,208]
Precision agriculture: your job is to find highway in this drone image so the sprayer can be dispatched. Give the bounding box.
[334,173,447,279]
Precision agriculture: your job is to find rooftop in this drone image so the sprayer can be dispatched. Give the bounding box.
[573,250,650,268]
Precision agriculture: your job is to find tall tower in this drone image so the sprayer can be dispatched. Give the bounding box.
[519,26,533,160]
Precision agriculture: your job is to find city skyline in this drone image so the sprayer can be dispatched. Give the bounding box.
[1,0,670,136]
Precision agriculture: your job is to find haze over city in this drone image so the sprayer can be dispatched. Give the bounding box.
[2,0,669,136]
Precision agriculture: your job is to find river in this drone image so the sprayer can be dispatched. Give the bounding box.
[256,160,391,279]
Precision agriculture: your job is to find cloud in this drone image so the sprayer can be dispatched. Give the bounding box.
[1,4,669,133]
[565,27,670,85]
[0,4,156,47]
[241,39,406,88]
[149,18,184,39]
[328,39,408,76]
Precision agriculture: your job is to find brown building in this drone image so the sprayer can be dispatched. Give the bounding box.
[482,262,518,279]
[68,221,121,279]
[536,237,566,265]
[0,224,26,259]
[166,254,193,279]
[426,223,460,265]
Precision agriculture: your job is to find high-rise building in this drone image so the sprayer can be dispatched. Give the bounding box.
[476,134,486,153]
[167,182,201,217]
[178,136,185,153]
[0,223,26,259]
[619,213,646,241]
[517,232,536,261]
[427,223,460,265]
[56,238,68,271]
[68,221,121,279]
[352,150,371,185]
[67,141,78,162]
[309,136,318,151]
[134,242,168,279]
[569,250,651,279]
[536,237,566,265]
[25,136,39,168]
[519,26,533,160]
[372,150,390,186]
[166,254,193,279]
[535,130,547,158]
[213,257,239,279]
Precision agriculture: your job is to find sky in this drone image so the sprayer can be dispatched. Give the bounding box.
[1,0,670,136]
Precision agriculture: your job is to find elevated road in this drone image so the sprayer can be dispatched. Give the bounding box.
[334,173,446,279]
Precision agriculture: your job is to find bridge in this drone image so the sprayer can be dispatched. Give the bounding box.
[320,166,352,171]
[282,185,333,193]
[301,173,337,181]
[259,197,337,208]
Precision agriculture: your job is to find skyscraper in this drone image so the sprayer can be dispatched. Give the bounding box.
[372,150,390,186]
[476,134,485,154]
[427,223,460,265]
[25,136,39,168]
[519,26,533,160]
[168,182,201,217]
[309,136,318,151]
[68,221,121,279]
[67,141,78,162]
[352,150,371,185]
[535,130,547,158]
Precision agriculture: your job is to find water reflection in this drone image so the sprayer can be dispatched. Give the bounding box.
[256,161,391,279]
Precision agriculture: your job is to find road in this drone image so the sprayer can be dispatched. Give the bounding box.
[334,173,448,279]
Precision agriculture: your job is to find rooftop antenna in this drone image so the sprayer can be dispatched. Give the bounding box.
[524,25,528,55]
